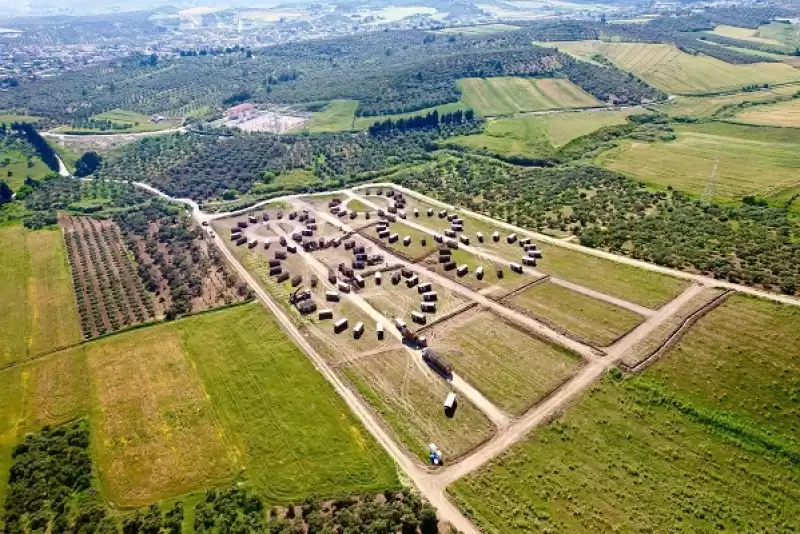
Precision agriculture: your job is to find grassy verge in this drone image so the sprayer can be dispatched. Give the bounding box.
[507,281,644,346]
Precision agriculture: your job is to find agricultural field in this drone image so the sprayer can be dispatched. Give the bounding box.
[179,304,399,501]
[0,113,40,124]
[458,77,602,116]
[450,294,800,533]
[449,109,635,157]
[505,281,644,346]
[710,23,800,52]
[551,41,800,94]
[655,85,800,118]
[343,349,495,461]
[60,215,156,338]
[1,302,399,513]
[731,98,800,127]
[303,101,359,132]
[596,122,800,203]
[304,100,469,132]
[429,310,583,414]
[0,225,81,366]
[86,325,236,507]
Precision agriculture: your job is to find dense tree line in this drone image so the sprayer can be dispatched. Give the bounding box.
[368,109,477,135]
[2,420,117,533]
[9,122,59,172]
[194,486,445,533]
[395,156,800,296]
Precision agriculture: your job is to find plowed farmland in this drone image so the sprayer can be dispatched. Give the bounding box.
[459,77,602,116]
[60,215,155,338]
[551,41,800,94]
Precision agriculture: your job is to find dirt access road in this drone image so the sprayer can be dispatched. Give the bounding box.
[344,190,655,318]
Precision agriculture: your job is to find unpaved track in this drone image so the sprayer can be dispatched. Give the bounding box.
[433,281,707,486]
[345,190,655,318]
[206,223,482,534]
[278,204,511,427]
[295,199,601,362]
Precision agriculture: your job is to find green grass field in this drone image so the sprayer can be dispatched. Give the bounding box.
[552,41,800,94]
[450,297,800,532]
[596,122,800,203]
[507,281,644,346]
[178,304,399,502]
[449,110,634,157]
[0,148,52,190]
[433,310,583,414]
[304,100,468,132]
[710,23,800,52]
[1,303,399,512]
[459,77,602,116]
[655,85,800,118]
[646,294,800,446]
[304,101,358,132]
[732,98,800,127]
[0,114,40,124]
[0,226,81,366]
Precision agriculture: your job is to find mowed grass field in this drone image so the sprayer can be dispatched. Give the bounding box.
[86,325,236,507]
[551,41,800,94]
[304,100,358,132]
[449,110,635,157]
[178,304,399,502]
[596,122,800,202]
[1,303,399,511]
[430,310,583,414]
[732,98,800,127]
[450,295,800,533]
[711,23,800,52]
[656,85,800,118]
[507,281,644,346]
[344,349,495,461]
[459,77,602,116]
[304,100,467,132]
[0,226,81,366]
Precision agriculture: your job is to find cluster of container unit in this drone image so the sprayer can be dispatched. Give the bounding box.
[387,267,440,326]
[425,208,545,276]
